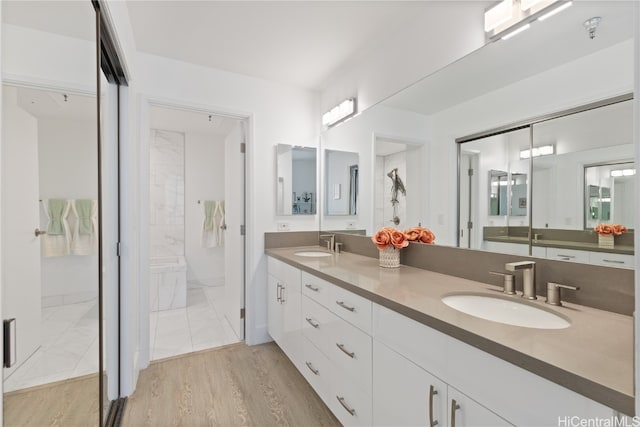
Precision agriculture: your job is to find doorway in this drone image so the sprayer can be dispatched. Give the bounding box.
[147,105,246,361]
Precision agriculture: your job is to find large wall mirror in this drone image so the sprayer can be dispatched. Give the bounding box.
[276,144,317,215]
[318,1,634,269]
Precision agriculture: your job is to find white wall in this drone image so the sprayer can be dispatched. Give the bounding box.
[37,118,98,305]
[320,2,486,114]
[135,51,319,351]
[185,131,226,286]
[325,150,358,216]
[430,39,634,247]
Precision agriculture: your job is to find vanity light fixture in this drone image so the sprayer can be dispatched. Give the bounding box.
[611,169,636,177]
[502,24,530,40]
[538,1,572,21]
[322,98,357,127]
[484,0,513,32]
[486,0,572,42]
[519,144,554,159]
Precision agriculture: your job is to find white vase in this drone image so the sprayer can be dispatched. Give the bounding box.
[598,234,614,248]
[379,247,400,268]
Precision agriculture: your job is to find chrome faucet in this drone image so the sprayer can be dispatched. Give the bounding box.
[546,282,579,306]
[505,261,536,299]
[320,234,335,252]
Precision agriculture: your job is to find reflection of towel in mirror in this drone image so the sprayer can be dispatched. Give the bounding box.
[215,200,225,247]
[41,199,71,257]
[71,199,98,255]
[202,200,226,248]
[202,200,217,248]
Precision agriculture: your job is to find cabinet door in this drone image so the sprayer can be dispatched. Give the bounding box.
[267,274,283,344]
[373,341,447,427]
[281,279,302,366]
[448,386,512,427]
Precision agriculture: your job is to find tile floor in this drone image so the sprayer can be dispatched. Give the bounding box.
[4,299,99,392]
[150,284,239,360]
[4,284,237,392]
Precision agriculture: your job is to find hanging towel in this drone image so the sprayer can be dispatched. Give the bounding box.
[71,199,98,255]
[47,199,67,235]
[75,199,93,235]
[202,200,217,248]
[214,200,225,248]
[41,199,72,257]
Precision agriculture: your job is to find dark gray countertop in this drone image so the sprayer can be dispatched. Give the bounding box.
[266,246,634,415]
[485,235,634,255]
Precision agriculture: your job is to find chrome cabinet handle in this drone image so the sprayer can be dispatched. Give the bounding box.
[305,283,319,292]
[305,361,319,375]
[336,396,356,416]
[336,343,355,358]
[34,228,47,237]
[336,300,355,312]
[557,254,575,259]
[305,317,319,328]
[603,259,625,264]
[429,385,439,426]
[450,399,460,427]
[276,283,282,302]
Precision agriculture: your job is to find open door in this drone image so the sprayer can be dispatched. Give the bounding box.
[223,120,246,340]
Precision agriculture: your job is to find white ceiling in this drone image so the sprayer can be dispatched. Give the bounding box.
[2,1,95,41]
[16,86,96,121]
[125,1,491,91]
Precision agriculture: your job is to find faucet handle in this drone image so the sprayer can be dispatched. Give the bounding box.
[546,282,580,306]
[335,242,343,254]
[489,271,516,295]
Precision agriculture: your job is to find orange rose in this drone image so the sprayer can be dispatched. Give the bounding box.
[403,226,436,244]
[595,224,627,236]
[372,228,392,250]
[390,229,409,249]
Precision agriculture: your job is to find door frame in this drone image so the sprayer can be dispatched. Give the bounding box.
[137,95,252,370]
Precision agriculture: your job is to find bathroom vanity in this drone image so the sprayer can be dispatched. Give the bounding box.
[266,246,633,426]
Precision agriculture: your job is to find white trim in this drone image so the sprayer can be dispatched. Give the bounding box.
[1,73,95,96]
[634,1,640,417]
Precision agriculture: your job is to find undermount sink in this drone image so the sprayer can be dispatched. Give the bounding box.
[294,251,332,258]
[442,293,570,329]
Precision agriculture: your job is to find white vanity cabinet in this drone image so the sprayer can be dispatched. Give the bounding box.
[589,251,634,269]
[373,303,616,426]
[267,257,302,367]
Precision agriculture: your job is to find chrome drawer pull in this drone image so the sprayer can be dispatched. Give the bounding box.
[305,361,319,375]
[305,317,319,328]
[336,343,355,358]
[450,399,460,427]
[429,385,438,426]
[305,284,319,292]
[276,283,282,303]
[603,259,625,264]
[336,396,356,416]
[336,300,355,312]
[557,254,575,258]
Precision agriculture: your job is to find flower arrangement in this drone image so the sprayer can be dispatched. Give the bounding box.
[372,226,436,268]
[594,224,627,236]
[372,227,409,250]
[404,226,436,244]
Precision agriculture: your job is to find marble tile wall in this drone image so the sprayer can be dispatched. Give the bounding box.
[150,130,185,257]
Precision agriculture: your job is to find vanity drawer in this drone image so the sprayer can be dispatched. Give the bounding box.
[589,252,634,269]
[327,315,372,391]
[330,285,372,334]
[301,336,331,402]
[302,271,333,306]
[302,295,336,351]
[546,248,589,263]
[328,369,372,427]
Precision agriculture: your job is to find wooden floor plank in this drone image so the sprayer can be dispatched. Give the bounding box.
[121,342,339,427]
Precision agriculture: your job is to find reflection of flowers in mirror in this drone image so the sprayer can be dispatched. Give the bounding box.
[594,224,627,236]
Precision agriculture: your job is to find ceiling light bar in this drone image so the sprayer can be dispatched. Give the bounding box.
[611,169,636,177]
[538,1,572,21]
[520,144,554,159]
[322,98,356,127]
[502,23,530,40]
[520,0,557,12]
